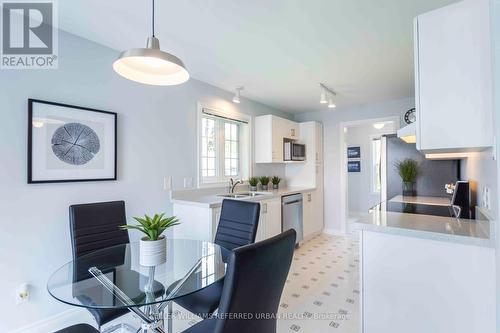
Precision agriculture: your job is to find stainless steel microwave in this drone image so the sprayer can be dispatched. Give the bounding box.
[284,142,306,161]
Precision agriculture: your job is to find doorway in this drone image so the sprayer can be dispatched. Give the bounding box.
[339,117,400,229]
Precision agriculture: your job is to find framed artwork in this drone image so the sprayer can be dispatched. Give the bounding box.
[347,160,361,173]
[28,99,117,183]
[347,146,361,159]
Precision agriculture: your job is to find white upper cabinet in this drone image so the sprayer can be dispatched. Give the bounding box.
[255,115,301,163]
[285,122,323,187]
[414,0,493,153]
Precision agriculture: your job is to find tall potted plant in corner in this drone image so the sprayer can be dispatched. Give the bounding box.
[395,158,420,197]
[120,213,180,266]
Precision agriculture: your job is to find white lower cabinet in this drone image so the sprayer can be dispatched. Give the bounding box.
[174,197,282,243]
[361,231,495,333]
[303,190,324,240]
[256,198,282,242]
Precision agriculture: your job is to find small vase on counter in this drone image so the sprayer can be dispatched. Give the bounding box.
[402,181,416,197]
[259,176,270,191]
[248,177,259,192]
[271,176,281,190]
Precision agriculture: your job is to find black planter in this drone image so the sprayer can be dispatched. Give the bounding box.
[402,182,416,197]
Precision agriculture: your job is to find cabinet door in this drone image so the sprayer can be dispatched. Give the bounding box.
[312,189,324,234]
[303,192,314,239]
[255,115,274,163]
[255,202,267,242]
[266,199,282,238]
[415,0,493,152]
[271,118,284,162]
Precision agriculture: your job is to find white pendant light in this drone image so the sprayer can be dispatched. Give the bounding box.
[233,86,244,104]
[320,86,327,104]
[328,94,336,108]
[113,0,189,86]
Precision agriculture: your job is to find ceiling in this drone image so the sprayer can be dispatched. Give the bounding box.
[58,0,457,113]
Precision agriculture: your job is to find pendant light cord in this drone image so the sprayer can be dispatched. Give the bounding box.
[152,0,155,37]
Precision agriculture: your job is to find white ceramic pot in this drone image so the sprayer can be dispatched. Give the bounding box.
[139,236,166,267]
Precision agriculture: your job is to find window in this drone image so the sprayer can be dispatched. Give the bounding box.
[199,107,250,186]
[372,138,382,192]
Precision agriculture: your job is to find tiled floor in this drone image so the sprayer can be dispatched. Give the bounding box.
[71,233,360,333]
[276,233,360,333]
[172,233,361,333]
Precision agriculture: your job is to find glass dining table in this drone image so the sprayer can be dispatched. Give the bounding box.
[47,239,227,333]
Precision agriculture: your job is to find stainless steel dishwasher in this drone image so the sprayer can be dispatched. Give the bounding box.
[282,193,304,245]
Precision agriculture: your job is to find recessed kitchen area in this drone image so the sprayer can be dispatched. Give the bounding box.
[1,0,499,333]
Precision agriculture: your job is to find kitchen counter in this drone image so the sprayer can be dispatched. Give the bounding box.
[171,186,316,208]
[389,195,451,206]
[350,206,494,248]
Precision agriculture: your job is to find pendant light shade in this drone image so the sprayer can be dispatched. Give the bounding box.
[113,0,189,86]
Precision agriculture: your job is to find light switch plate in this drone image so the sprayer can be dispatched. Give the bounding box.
[163,176,172,191]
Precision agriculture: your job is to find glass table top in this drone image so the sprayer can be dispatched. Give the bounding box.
[47,239,227,309]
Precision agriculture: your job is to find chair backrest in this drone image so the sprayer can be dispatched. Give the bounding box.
[214,199,261,251]
[214,229,296,333]
[69,201,129,259]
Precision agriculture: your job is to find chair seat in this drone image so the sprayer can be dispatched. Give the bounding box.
[182,318,217,333]
[54,323,99,333]
[169,277,224,317]
[77,277,165,326]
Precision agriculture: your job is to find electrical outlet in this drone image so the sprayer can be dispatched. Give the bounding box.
[15,283,29,305]
[183,177,193,188]
[163,176,172,191]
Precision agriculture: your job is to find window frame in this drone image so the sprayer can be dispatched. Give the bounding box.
[197,104,252,188]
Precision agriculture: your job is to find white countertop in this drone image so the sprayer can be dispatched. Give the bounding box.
[171,186,316,208]
[350,207,494,248]
[389,195,451,206]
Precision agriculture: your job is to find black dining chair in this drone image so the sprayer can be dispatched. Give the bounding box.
[182,229,297,333]
[69,200,163,332]
[171,199,261,317]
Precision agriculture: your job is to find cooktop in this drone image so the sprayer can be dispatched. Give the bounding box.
[371,201,471,219]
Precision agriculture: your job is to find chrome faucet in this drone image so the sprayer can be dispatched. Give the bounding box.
[229,178,243,193]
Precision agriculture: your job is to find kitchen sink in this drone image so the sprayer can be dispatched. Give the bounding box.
[217,192,269,199]
[218,194,249,198]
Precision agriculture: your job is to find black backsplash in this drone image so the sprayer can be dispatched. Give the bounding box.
[386,135,459,199]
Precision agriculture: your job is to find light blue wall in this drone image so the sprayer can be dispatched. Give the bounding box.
[0,30,289,331]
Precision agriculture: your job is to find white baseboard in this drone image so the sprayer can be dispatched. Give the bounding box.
[9,308,95,333]
[323,228,347,236]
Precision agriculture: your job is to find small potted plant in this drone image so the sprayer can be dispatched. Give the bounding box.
[120,213,180,266]
[259,176,270,191]
[248,177,259,191]
[271,176,281,190]
[395,158,420,197]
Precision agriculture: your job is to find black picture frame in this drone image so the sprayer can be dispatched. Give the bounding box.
[347,160,361,173]
[28,99,117,184]
[347,146,361,159]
